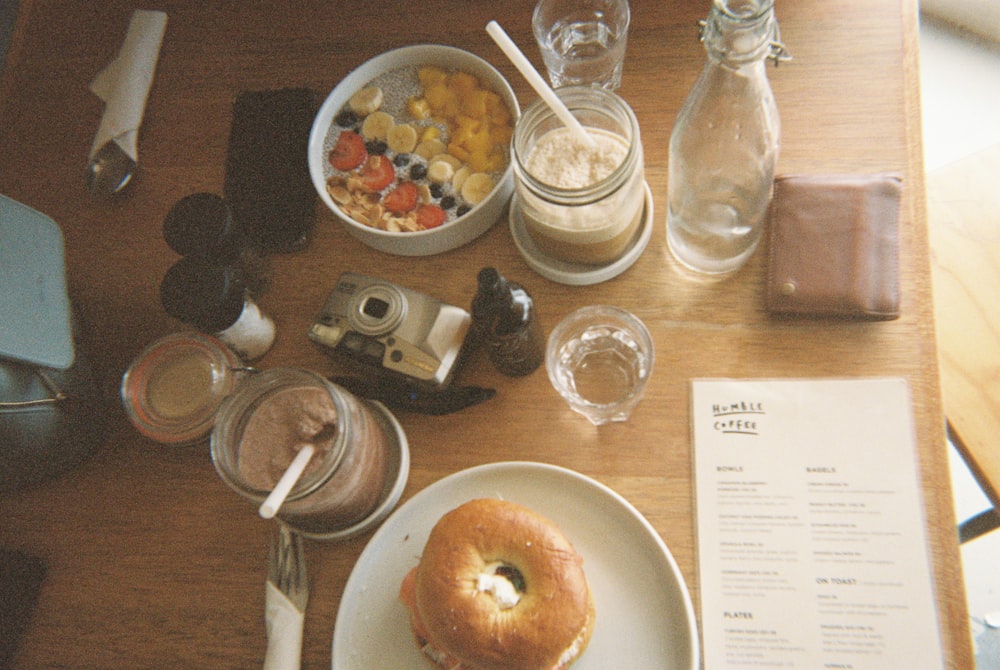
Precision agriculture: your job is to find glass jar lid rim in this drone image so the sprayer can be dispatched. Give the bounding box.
[514,86,641,201]
[121,332,242,444]
[210,367,352,501]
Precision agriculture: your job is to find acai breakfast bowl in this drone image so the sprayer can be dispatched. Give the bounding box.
[308,45,520,256]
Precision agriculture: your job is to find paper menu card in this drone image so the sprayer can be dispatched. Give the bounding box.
[691,378,945,669]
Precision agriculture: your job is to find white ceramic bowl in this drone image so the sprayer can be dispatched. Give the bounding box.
[308,45,519,256]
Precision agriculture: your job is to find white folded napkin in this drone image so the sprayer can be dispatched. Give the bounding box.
[88,9,167,161]
[263,581,305,670]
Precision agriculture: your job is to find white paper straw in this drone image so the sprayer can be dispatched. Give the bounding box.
[486,20,596,147]
[259,444,315,519]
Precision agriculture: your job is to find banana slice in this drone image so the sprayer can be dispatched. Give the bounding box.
[427,160,455,184]
[415,138,447,160]
[387,123,419,154]
[429,153,463,170]
[452,166,471,194]
[361,111,394,141]
[349,86,383,116]
[461,172,495,205]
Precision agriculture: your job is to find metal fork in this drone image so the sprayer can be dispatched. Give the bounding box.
[264,524,309,670]
[268,524,309,611]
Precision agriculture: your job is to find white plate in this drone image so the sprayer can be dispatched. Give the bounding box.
[331,461,699,669]
[509,182,653,286]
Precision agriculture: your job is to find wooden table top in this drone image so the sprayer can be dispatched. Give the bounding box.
[0,0,972,667]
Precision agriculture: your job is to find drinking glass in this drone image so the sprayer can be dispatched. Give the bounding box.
[546,305,653,425]
[532,0,631,90]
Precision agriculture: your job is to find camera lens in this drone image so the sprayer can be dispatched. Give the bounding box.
[362,297,390,319]
[349,283,406,336]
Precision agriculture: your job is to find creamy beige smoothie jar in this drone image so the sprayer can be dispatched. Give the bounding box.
[512,85,645,266]
[210,367,400,539]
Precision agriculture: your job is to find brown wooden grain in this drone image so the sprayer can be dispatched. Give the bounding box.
[928,143,1000,510]
[0,0,972,667]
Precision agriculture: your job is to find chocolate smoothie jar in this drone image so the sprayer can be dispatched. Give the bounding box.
[211,368,398,538]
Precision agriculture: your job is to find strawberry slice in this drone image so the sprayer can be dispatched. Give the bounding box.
[416,204,447,229]
[329,130,367,171]
[359,155,395,192]
[383,181,420,214]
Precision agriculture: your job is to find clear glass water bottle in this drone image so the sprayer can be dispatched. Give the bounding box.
[666,0,788,274]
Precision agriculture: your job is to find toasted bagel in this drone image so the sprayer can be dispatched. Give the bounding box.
[400,498,594,670]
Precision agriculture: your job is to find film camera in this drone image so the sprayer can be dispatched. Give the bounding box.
[309,272,471,388]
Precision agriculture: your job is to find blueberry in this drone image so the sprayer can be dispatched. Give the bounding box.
[393,153,411,167]
[365,140,388,155]
[429,183,444,199]
[457,205,472,217]
[335,110,359,128]
[440,195,456,210]
[409,164,427,180]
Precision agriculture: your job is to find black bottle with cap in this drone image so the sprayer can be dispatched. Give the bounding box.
[162,192,245,264]
[470,267,544,377]
[160,256,275,360]
[160,192,275,360]
[160,256,247,333]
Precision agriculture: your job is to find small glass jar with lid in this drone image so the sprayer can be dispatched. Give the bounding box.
[121,332,247,446]
[512,85,645,266]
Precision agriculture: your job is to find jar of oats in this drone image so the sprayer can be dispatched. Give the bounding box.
[512,86,645,266]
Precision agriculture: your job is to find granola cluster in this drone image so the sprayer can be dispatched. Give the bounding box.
[327,174,430,233]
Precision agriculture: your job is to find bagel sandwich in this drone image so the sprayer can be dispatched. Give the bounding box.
[399,498,595,670]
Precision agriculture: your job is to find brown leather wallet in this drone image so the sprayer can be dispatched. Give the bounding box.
[766,173,902,320]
